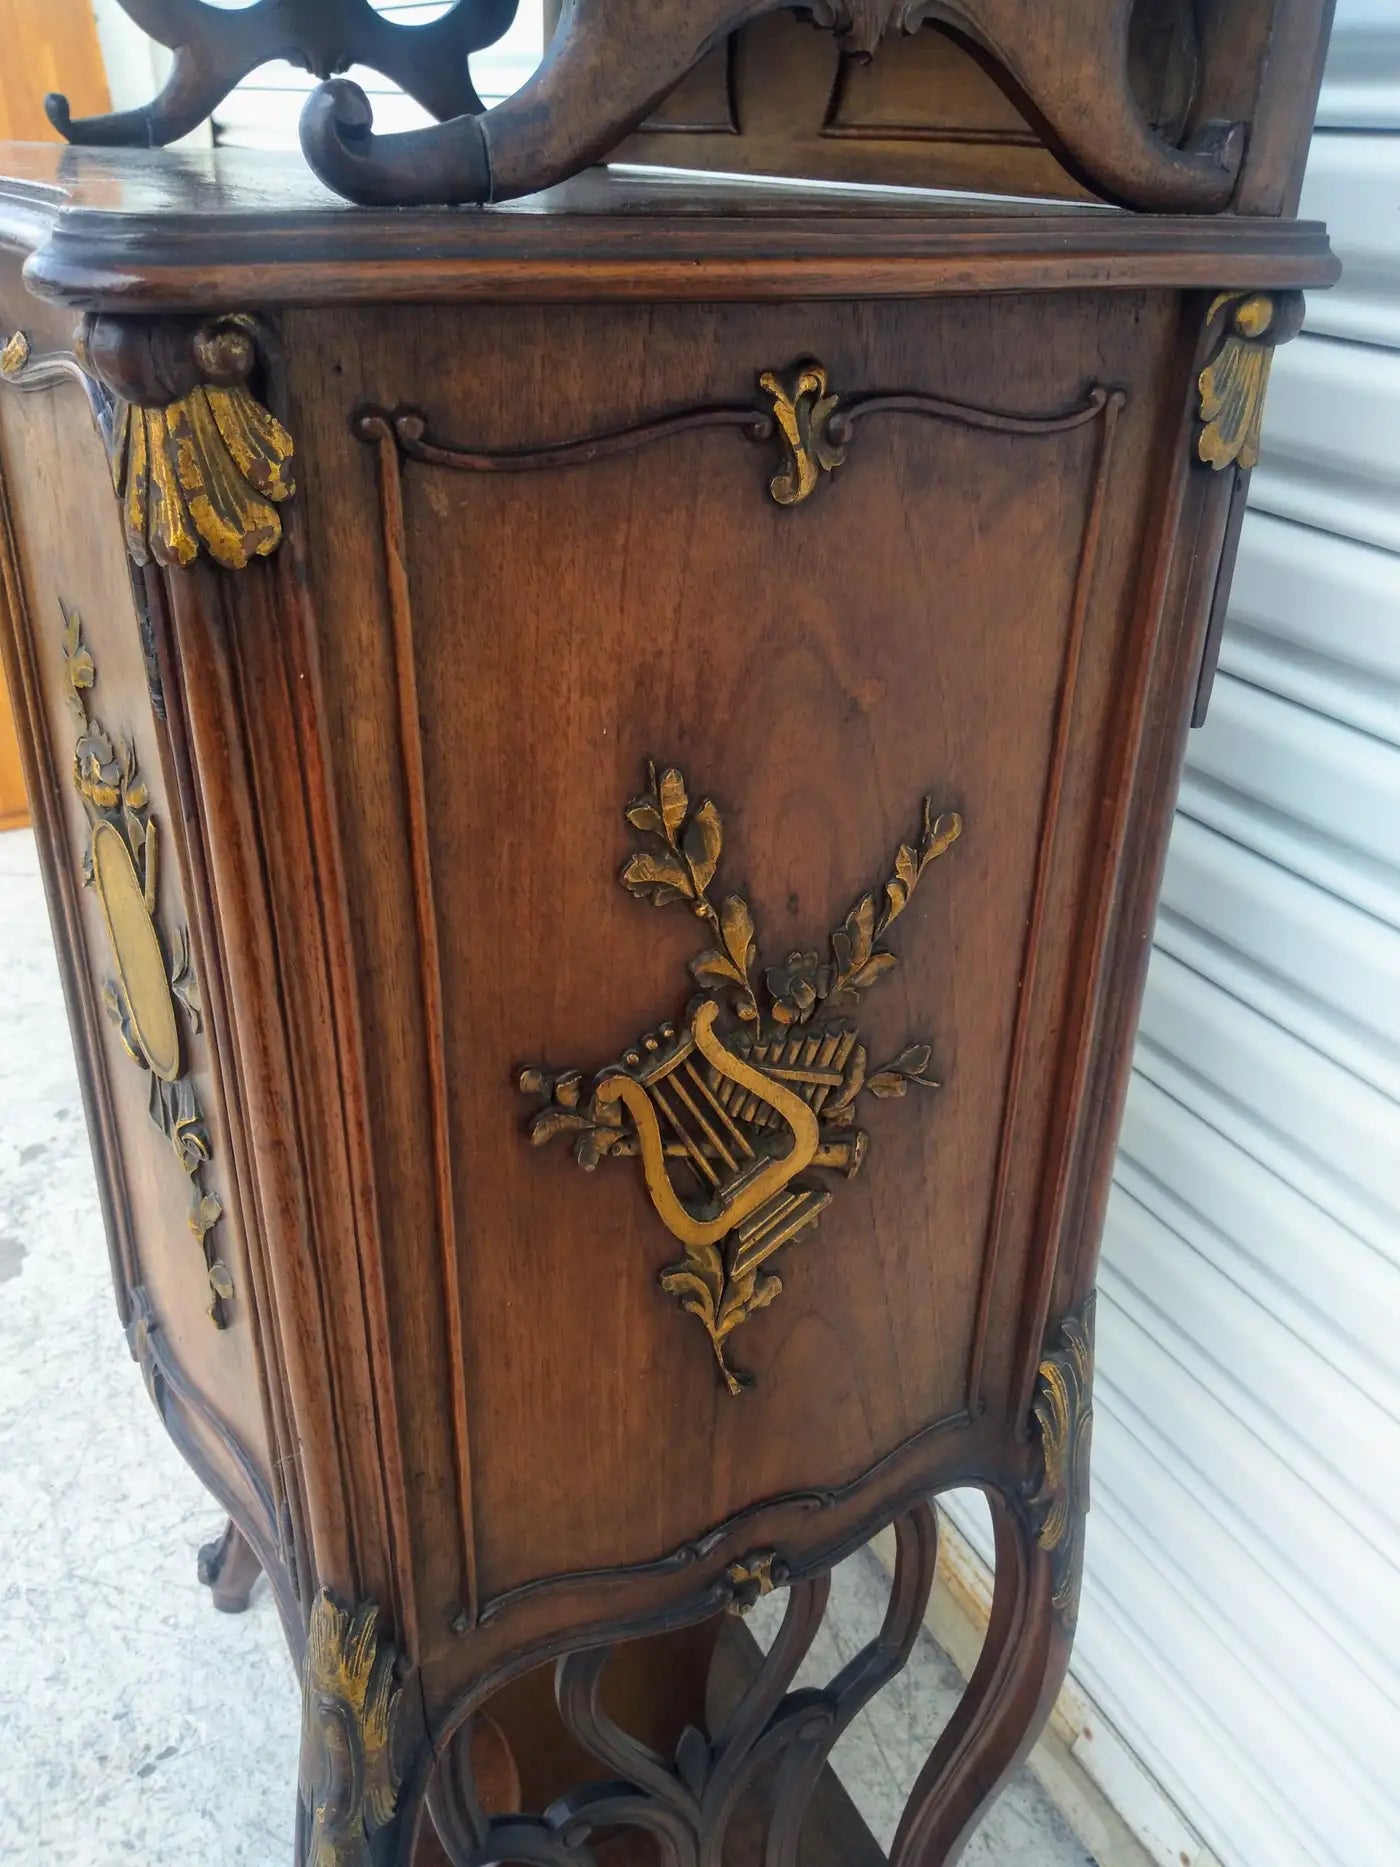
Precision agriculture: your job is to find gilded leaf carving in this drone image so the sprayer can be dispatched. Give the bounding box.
[759,361,847,505]
[1027,1293,1096,1625]
[521,762,962,1393]
[300,1589,403,1867]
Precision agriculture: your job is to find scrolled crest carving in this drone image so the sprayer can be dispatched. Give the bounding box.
[520,760,961,1394]
[798,1,929,56]
[300,1589,405,1867]
[296,0,1244,211]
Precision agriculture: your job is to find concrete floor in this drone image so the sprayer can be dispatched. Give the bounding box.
[0,826,1092,1865]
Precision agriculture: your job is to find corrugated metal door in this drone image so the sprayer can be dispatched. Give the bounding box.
[1052,5,1400,1861]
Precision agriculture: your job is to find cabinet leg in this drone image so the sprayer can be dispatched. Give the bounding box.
[197,1517,263,1614]
[890,1487,1075,1866]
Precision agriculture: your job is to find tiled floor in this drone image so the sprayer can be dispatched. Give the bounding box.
[0,827,1092,1865]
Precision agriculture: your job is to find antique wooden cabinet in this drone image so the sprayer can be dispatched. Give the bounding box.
[0,3,1336,1861]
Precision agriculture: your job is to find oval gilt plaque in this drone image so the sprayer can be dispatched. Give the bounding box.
[91,818,181,1082]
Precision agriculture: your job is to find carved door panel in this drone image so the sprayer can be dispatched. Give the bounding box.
[0,274,283,1591]
[284,289,1181,1651]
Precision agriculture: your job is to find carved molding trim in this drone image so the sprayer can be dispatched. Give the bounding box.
[360,400,480,1630]
[0,328,91,396]
[300,1588,406,1867]
[1196,291,1305,472]
[965,383,1124,1420]
[358,366,1116,508]
[1027,1291,1095,1626]
[60,603,234,1323]
[474,1397,969,1626]
[520,762,961,1394]
[125,1284,300,1637]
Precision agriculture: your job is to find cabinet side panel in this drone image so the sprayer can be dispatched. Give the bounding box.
[0,294,276,1536]
[288,292,1180,1615]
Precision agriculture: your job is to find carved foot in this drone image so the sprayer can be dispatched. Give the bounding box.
[197,1517,263,1614]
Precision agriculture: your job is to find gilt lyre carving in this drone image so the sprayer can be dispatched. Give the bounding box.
[521,762,961,1393]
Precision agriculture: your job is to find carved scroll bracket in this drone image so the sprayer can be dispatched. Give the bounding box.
[1196,291,1305,472]
[1026,1292,1095,1626]
[74,313,295,570]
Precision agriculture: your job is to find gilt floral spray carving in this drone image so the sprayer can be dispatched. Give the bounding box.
[520,763,961,1393]
[60,604,232,1324]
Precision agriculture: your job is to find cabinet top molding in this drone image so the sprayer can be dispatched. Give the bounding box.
[0,148,1337,316]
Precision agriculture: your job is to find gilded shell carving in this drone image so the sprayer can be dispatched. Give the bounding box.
[1197,291,1305,472]
[109,379,295,571]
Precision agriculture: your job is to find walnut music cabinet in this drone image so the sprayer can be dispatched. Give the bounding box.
[0,3,1336,1861]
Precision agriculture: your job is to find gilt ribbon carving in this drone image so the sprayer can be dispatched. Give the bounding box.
[520,762,961,1393]
[60,604,233,1324]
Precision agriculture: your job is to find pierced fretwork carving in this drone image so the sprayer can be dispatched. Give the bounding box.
[520,762,962,1394]
[430,1506,937,1866]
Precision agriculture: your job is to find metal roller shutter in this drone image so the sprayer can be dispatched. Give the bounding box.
[950,6,1400,1862]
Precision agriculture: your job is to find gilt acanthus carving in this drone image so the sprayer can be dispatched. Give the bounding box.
[300,1589,405,1867]
[520,761,961,1394]
[4,317,295,567]
[60,604,233,1324]
[1027,1292,1096,1626]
